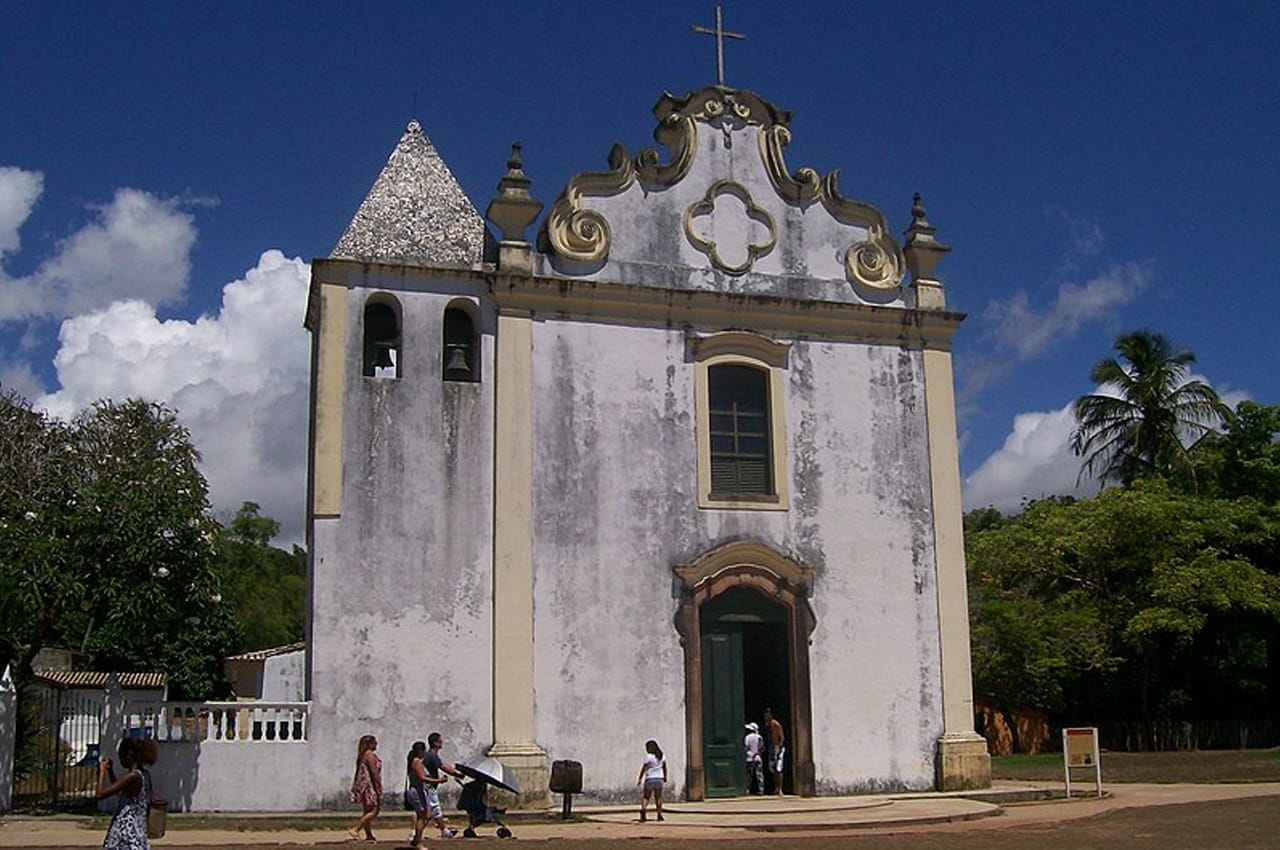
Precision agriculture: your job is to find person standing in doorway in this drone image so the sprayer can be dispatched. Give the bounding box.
[348,734,383,842]
[636,739,667,822]
[744,722,764,795]
[763,707,786,795]
[424,732,461,838]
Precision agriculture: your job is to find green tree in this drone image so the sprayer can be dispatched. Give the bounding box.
[0,390,80,681]
[214,502,306,653]
[1071,330,1230,487]
[1191,401,1280,504]
[0,394,236,698]
[966,483,1280,735]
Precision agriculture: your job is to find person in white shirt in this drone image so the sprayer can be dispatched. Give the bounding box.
[743,722,764,795]
[635,739,667,822]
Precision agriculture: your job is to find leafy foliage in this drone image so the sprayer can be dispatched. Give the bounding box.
[0,393,236,698]
[1190,401,1280,503]
[214,501,306,653]
[966,481,1280,731]
[1071,330,1229,486]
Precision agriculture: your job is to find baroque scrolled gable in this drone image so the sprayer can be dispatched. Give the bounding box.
[540,87,907,297]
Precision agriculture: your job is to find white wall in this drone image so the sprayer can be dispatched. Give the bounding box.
[153,741,315,811]
[526,322,942,797]
[307,270,497,806]
[261,651,305,702]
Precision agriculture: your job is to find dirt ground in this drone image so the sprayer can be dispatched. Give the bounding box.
[12,750,1280,849]
[135,795,1280,850]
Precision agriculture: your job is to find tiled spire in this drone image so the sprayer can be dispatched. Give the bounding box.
[331,120,486,267]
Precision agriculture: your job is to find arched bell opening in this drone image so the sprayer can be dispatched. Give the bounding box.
[362,295,402,379]
[673,542,817,800]
[442,301,480,383]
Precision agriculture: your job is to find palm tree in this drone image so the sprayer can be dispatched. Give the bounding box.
[1071,330,1229,486]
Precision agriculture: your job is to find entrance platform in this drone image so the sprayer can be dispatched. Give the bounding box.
[580,781,1044,830]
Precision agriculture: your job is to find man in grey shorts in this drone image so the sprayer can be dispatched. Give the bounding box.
[425,732,462,837]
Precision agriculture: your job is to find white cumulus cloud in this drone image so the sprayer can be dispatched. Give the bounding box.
[964,371,1249,515]
[39,250,312,542]
[0,166,44,258]
[0,184,197,321]
[963,401,1101,513]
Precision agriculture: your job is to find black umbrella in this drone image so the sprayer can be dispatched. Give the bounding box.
[455,757,520,795]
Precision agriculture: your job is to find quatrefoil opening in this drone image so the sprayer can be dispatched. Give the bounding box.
[683,180,777,276]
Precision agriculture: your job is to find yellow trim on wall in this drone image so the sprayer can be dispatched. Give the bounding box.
[492,309,538,747]
[311,279,348,517]
[922,348,978,737]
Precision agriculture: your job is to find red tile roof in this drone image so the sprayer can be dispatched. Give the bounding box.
[33,670,167,689]
[224,641,306,662]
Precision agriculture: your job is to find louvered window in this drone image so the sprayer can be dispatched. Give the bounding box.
[709,364,772,496]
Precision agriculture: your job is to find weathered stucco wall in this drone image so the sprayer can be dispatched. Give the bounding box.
[307,270,497,805]
[153,741,315,811]
[261,651,305,702]
[527,318,942,798]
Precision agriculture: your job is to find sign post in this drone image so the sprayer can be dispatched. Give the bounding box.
[1062,726,1102,797]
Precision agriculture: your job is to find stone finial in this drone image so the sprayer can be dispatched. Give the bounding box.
[904,193,951,309]
[486,144,544,244]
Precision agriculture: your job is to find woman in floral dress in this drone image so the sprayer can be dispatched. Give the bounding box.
[96,738,156,850]
[348,734,383,841]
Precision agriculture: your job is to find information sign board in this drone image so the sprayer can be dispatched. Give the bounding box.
[1062,726,1102,797]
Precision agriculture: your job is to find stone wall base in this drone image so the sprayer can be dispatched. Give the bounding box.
[936,733,992,791]
[486,742,550,809]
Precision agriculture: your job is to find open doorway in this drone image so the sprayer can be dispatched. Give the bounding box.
[674,543,816,801]
[699,586,791,797]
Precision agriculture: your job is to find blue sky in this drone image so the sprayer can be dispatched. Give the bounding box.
[3,1,1277,541]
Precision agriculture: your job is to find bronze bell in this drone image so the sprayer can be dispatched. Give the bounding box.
[443,346,471,380]
[371,342,396,370]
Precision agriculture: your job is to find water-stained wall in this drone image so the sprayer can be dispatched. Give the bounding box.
[308,268,496,804]
[527,317,942,798]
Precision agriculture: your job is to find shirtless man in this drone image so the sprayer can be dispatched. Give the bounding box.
[763,707,785,795]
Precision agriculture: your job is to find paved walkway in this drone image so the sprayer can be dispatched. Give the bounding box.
[3,782,1280,846]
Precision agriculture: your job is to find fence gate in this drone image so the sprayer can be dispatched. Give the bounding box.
[13,687,105,810]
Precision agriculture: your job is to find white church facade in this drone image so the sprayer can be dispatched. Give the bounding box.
[303,84,991,804]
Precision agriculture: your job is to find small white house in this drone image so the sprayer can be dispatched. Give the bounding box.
[30,670,167,764]
[223,642,306,702]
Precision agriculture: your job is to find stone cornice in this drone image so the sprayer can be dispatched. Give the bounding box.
[489,272,963,350]
[308,258,964,349]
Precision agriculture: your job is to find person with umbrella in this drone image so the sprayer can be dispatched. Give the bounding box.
[454,757,520,838]
[424,732,461,838]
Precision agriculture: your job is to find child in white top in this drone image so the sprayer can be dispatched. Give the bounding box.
[635,739,667,822]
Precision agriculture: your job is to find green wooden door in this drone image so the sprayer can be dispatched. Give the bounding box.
[701,629,745,797]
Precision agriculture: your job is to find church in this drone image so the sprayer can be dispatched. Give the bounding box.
[303,77,991,802]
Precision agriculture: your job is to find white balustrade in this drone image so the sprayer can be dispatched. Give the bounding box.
[122,701,309,743]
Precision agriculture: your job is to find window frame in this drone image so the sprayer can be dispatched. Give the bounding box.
[693,332,790,511]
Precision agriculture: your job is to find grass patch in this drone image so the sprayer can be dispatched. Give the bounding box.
[1246,748,1280,762]
[992,753,1061,767]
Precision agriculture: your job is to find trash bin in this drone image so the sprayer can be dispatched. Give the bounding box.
[549,759,583,817]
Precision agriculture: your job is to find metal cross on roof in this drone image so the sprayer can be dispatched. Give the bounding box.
[691,5,746,88]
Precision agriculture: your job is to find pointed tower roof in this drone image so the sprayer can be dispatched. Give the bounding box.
[331,120,487,267]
